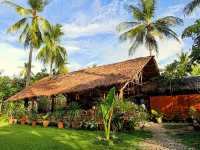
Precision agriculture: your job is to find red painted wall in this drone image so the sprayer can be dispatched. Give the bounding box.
[150,94,200,120]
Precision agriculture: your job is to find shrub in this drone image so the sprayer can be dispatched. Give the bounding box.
[112,100,149,131]
[189,107,200,130]
[67,102,81,121]
[189,107,200,122]
[53,109,65,122]
[28,110,38,121]
[80,119,98,130]
[151,109,164,123]
[42,112,51,121]
[37,97,49,113]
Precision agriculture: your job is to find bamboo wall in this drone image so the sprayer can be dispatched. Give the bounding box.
[150,94,200,120]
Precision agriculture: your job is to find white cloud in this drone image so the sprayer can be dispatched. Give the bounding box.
[63,21,119,38]
[63,0,128,39]
[64,45,81,54]
[96,38,182,69]
[0,43,25,76]
[0,42,42,76]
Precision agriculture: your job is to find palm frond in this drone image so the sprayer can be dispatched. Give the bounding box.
[141,0,156,21]
[155,24,180,42]
[116,22,140,32]
[7,18,28,33]
[129,29,146,56]
[19,24,29,42]
[39,17,51,32]
[156,16,183,27]
[119,24,145,42]
[3,1,32,16]
[182,19,200,39]
[184,0,200,15]
[145,32,158,54]
[128,5,144,21]
[28,0,51,12]
[37,46,51,64]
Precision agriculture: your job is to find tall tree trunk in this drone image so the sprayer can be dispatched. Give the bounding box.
[49,59,53,77]
[26,46,33,87]
[149,50,152,56]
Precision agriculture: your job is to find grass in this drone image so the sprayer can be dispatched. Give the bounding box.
[164,123,200,149]
[0,116,152,150]
[163,123,191,129]
[174,132,200,149]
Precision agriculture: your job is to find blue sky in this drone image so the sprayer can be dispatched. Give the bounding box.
[0,0,199,76]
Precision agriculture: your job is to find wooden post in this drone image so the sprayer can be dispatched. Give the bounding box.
[51,96,55,112]
[24,99,29,108]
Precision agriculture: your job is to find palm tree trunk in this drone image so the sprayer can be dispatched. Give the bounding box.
[149,49,153,56]
[26,46,33,87]
[49,59,53,77]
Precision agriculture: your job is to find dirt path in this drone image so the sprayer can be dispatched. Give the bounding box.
[139,123,189,150]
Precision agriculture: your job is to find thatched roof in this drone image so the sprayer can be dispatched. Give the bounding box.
[143,76,200,95]
[8,56,159,101]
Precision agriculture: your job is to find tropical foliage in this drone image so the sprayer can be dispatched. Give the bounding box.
[163,52,192,79]
[182,1,200,66]
[117,0,183,56]
[4,0,51,86]
[182,19,200,65]
[184,0,200,15]
[100,87,116,141]
[37,24,68,76]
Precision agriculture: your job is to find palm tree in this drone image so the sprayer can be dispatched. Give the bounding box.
[37,24,68,76]
[19,63,34,79]
[3,0,51,86]
[117,0,183,56]
[184,0,200,15]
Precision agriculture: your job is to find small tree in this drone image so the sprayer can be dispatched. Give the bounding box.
[100,87,116,141]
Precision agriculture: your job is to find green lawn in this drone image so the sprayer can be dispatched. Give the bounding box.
[164,123,200,149]
[0,116,151,150]
[171,131,200,149]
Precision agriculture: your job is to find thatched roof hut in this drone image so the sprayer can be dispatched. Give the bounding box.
[143,76,200,95]
[8,56,159,101]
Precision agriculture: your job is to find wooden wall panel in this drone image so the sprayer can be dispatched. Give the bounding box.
[150,94,200,120]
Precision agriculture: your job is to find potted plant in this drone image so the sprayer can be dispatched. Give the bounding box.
[67,102,81,128]
[42,113,51,128]
[29,110,38,127]
[6,102,18,125]
[189,107,200,130]
[54,110,65,129]
[151,109,164,124]
[17,104,27,125]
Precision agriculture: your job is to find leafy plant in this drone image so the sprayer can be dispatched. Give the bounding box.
[42,113,51,121]
[6,102,16,118]
[67,102,81,121]
[54,110,65,122]
[112,112,123,132]
[189,107,200,122]
[100,87,116,141]
[151,109,164,123]
[29,110,38,121]
[81,119,98,130]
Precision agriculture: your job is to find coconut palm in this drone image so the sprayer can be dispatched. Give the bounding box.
[117,0,183,56]
[19,63,34,79]
[37,24,68,76]
[184,0,200,15]
[3,0,51,86]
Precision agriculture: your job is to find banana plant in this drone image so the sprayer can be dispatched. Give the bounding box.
[100,87,116,141]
